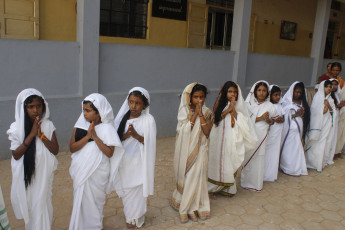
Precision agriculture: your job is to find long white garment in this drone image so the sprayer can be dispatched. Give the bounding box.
[336,82,345,153]
[241,81,278,191]
[69,93,123,230]
[279,81,308,176]
[113,87,156,227]
[171,82,213,222]
[264,103,284,182]
[327,95,337,165]
[208,83,257,196]
[305,81,333,172]
[7,88,58,230]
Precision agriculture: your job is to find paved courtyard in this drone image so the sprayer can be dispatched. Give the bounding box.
[1,137,345,230]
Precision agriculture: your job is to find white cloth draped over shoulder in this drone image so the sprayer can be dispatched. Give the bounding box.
[280,81,308,176]
[208,82,257,196]
[69,93,123,230]
[113,87,156,227]
[241,81,278,191]
[7,88,58,230]
[336,80,345,153]
[263,85,284,182]
[305,81,333,172]
[171,82,213,222]
[327,80,338,164]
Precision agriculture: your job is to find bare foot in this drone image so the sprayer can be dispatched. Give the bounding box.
[209,194,217,200]
[126,223,136,229]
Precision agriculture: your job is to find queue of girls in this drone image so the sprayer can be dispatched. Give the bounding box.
[7,62,345,229]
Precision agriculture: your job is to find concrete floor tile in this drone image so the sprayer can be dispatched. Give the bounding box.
[258,222,280,230]
[320,220,345,230]
[240,214,264,226]
[301,221,326,230]
[261,213,284,225]
[320,210,343,221]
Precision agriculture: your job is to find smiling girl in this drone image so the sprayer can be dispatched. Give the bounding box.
[241,81,278,192]
[7,88,59,229]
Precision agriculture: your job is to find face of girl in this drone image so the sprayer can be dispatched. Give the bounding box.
[324,84,332,95]
[331,66,341,77]
[26,98,43,121]
[332,81,339,92]
[83,103,100,122]
[256,85,268,102]
[227,87,238,102]
[191,90,206,107]
[128,95,146,118]
[271,91,281,104]
[293,88,303,101]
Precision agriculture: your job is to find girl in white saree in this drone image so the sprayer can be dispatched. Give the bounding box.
[241,81,278,192]
[114,87,156,228]
[306,80,333,172]
[263,85,284,182]
[69,93,123,230]
[7,88,59,230]
[280,82,310,176]
[171,83,213,223]
[208,81,257,197]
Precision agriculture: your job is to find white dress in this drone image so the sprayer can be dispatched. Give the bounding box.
[264,103,283,181]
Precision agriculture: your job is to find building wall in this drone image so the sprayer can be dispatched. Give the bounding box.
[39,0,77,41]
[250,0,317,57]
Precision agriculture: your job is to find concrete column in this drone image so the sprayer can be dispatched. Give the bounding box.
[231,0,252,89]
[310,0,332,85]
[77,0,100,96]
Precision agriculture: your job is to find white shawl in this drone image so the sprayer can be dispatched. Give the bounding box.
[7,88,57,226]
[70,93,123,193]
[114,87,156,197]
[308,81,332,141]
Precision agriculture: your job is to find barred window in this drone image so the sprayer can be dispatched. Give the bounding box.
[206,0,234,8]
[100,0,148,39]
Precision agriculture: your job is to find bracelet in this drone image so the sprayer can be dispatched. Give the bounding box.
[40,132,45,140]
[190,122,195,126]
[201,123,207,126]
[199,114,204,117]
[23,142,29,147]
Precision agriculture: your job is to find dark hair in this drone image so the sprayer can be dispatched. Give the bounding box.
[254,82,269,100]
[293,82,310,141]
[83,100,99,114]
[23,95,46,189]
[324,80,332,88]
[190,84,208,104]
[327,62,332,68]
[117,90,149,140]
[214,81,237,126]
[331,62,342,71]
[330,80,339,105]
[270,85,281,103]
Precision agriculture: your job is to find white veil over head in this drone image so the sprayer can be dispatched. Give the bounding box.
[9,88,50,144]
[114,87,150,130]
[74,93,115,130]
[245,80,270,104]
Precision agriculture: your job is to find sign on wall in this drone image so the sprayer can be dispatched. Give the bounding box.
[152,0,187,21]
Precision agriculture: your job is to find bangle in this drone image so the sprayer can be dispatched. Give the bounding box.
[201,123,207,126]
[23,142,29,147]
[190,122,195,126]
[199,114,204,117]
[40,132,45,140]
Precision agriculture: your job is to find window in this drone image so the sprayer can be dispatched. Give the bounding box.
[207,0,234,8]
[206,7,233,50]
[100,0,148,39]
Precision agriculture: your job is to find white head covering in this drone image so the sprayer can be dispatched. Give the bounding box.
[308,80,331,141]
[315,84,320,90]
[8,88,50,145]
[75,93,115,130]
[114,87,150,130]
[281,81,306,115]
[245,80,270,104]
[113,87,156,197]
